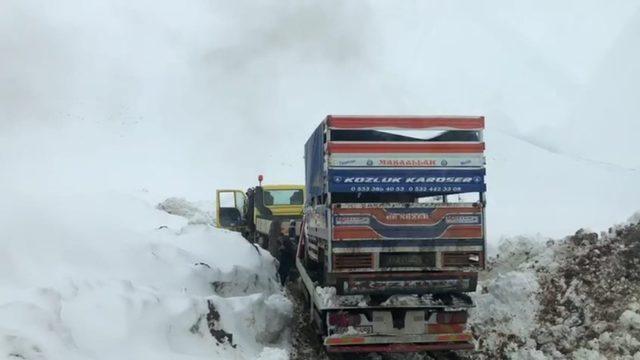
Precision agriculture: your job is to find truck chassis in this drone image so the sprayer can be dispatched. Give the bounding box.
[296,244,475,353]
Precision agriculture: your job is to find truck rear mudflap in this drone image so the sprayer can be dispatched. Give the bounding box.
[335,271,478,296]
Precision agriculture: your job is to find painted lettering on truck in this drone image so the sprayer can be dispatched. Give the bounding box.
[334,176,481,184]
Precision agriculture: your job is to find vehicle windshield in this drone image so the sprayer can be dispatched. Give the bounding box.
[263,189,304,206]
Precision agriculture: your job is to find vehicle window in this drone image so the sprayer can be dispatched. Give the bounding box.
[235,191,246,214]
[219,192,237,207]
[264,190,304,206]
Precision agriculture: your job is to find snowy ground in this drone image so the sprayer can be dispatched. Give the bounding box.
[468,215,640,360]
[1,194,638,360]
[2,1,640,359]
[0,192,292,360]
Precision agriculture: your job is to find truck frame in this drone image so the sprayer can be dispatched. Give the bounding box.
[296,115,486,353]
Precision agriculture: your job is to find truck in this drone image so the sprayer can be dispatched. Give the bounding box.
[216,180,305,261]
[296,115,487,353]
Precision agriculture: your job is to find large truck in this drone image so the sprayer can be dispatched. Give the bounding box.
[296,115,486,353]
[216,180,305,259]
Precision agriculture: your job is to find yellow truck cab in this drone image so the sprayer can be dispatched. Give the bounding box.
[216,181,304,258]
[256,184,305,218]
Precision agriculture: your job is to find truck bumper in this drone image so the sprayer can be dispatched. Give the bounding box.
[325,333,474,353]
[334,271,478,296]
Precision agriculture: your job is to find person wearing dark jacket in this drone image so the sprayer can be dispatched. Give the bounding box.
[277,222,297,286]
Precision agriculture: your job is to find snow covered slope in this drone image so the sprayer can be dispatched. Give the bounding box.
[485,129,640,242]
[0,191,292,360]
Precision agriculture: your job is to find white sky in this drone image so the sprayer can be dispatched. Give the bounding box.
[1,0,639,238]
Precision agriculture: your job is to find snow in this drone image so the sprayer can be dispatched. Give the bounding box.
[4,191,636,359]
[570,349,607,360]
[255,347,289,360]
[485,129,640,241]
[380,295,452,308]
[470,224,640,359]
[474,270,540,338]
[314,287,369,309]
[621,310,640,331]
[470,238,548,356]
[315,288,470,310]
[471,235,553,343]
[2,1,640,359]
[0,191,293,360]
[156,198,215,226]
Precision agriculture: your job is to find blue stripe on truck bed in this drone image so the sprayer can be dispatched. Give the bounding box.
[328,168,486,194]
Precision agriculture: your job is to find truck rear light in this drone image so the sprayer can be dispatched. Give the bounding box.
[442,252,483,267]
[436,311,468,324]
[328,312,362,328]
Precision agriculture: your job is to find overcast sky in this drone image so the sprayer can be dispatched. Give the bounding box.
[1,0,639,237]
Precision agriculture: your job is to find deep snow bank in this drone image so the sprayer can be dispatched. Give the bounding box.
[0,191,292,360]
[470,216,640,359]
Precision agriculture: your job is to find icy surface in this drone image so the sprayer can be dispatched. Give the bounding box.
[0,192,293,360]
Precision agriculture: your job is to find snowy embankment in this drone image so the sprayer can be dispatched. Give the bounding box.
[470,214,640,360]
[0,192,292,360]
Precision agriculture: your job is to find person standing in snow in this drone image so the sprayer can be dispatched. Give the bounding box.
[277,222,297,286]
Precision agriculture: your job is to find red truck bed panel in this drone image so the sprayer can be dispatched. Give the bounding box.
[328,142,485,154]
[327,115,485,130]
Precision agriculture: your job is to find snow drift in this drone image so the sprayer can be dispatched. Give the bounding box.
[469,216,640,359]
[0,191,292,360]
